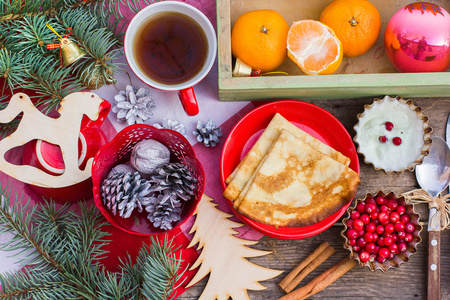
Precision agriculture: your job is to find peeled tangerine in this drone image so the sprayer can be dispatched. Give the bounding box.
[287,20,343,75]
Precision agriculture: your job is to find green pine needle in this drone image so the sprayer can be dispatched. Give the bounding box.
[0,184,187,299]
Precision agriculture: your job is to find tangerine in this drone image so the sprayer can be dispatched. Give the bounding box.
[231,10,289,72]
[287,20,343,75]
[320,0,381,57]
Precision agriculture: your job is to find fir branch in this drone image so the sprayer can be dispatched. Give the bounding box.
[0,48,27,91]
[9,15,56,54]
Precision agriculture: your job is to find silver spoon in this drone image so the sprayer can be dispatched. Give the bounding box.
[415,136,450,300]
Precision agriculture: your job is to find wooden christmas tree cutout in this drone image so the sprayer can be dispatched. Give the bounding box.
[186,194,282,300]
[0,92,104,188]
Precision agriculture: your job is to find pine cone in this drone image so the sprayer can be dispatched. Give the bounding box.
[112,85,156,125]
[101,171,153,218]
[149,163,197,203]
[145,194,182,230]
[153,118,186,136]
[193,118,222,147]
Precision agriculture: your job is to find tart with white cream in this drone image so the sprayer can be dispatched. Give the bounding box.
[354,96,432,173]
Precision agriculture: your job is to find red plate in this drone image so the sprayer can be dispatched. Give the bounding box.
[220,100,360,239]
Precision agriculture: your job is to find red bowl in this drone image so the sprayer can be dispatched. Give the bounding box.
[92,124,205,236]
[220,100,360,239]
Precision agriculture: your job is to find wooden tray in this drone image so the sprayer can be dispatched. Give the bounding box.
[217,0,450,101]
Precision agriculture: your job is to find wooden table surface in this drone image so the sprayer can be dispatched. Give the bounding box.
[178,97,450,300]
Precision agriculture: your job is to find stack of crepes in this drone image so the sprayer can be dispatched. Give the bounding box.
[223,113,361,227]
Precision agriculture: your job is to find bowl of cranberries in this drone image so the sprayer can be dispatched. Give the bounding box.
[342,191,422,272]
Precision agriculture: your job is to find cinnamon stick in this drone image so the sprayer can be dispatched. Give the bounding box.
[278,257,356,300]
[279,242,335,293]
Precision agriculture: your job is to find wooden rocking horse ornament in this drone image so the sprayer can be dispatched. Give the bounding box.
[0,92,105,188]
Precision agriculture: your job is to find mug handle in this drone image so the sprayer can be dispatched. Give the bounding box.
[178,87,199,116]
[81,99,111,129]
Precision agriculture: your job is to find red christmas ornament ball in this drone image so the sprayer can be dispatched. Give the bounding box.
[384,2,450,72]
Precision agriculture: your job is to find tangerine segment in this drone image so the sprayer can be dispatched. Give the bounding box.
[287,20,343,75]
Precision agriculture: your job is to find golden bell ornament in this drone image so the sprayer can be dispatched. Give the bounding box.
[60,38,87,67]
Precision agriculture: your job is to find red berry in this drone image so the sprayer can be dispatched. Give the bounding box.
[397,231,406,240]
[346,219,354,228]
[360,251,371,262]
[353,219,364,231]
[372,219,380,226]
[348,239,357,246]
[365,222,376,233]
[378,247,390,258]
[364,232,374,242]
[394,222,405,232]
[404,233,414,242]
[365,242,376,253]
[388,243,398,253]
[379,136,388,143]
[392,137,402,146]
[353,245,361,252]
[350,211,360,220]
[389,211,401,223]
[360,214,371,224]
[356,202,366,213]
[375,196,386,205]
[370,211,378,220]
[376,224,385,235]
[365,197,376,204]
[390,233,398,243]
[378,211,389,223]
[376,255,386,263]
[384,236,393,246]
[400,214,410,224]
[347,228,358,239]
[384,223,395,234]
[380,205,389,213]
[405,222,415,233]
[387,251,395,260]
[372,232,379,242]
[357,229,365,237]
[398,242,408,253]
[377,237,385,247]
[396,205,406,215]
[387,199,399,211]
[365,203,377,214]
[357,237,367,248]
[385,121,394,131]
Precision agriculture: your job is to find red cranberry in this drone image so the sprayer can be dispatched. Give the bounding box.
[357,237,367,248]
[360,251,371,262]
[353,245,361,252]
[404,233,414,242]
[398,242,408,253]
[375,196,387,205]
[365,222,376,233]
[372,232,379,242]
[360,214,371,224]
[379,136,388,143]
[365,203,377,214]
[390,233,398,243]
[357,229,365,237]
[397,231,406,240]
[364,232,374,242]
[348,238,357,246]
[378,211,389,223]
[346,219,354,228]
[376,255,386,263]
[400,214,410,224]
[365,198,376,205]
[387,251,395,260]
[353,219,364,231]
[385,121,394,131]
[372,219,380,226]
[394,222,405,232]
[350,211,360,219]
[356,202,366,213]
[396,205,406,215]
[376,224,385,235]
[387,199,399,211]
[405,222,415,233]
[365,242,376,253]
[370,211,378,220]
[384,223,395,234]
[388,243,398,253]
[392,137,402,146]
[384,236,393,246]
[378,247,390,258]
[347,228,358,239]
[380,205,389,213]
[377,237,385,247]
[389,211,401,223]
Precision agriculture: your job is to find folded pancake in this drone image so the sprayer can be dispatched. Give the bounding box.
[235,129,360,227]
[223,113,350,201]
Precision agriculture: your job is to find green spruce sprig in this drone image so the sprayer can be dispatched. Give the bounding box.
[0,185,186,300]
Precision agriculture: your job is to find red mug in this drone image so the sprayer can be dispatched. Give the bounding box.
[124,1,217,116]
[22,100,111,202]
